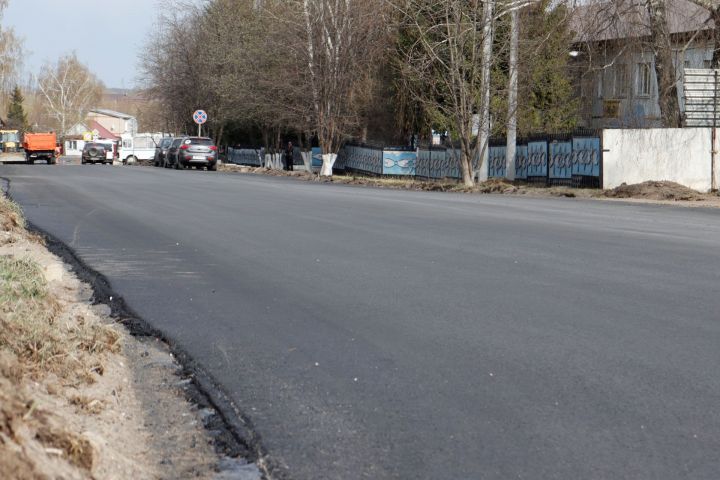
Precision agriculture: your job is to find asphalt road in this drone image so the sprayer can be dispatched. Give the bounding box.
[3,164,720,479]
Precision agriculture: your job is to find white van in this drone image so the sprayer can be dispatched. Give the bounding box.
[119,133,170,164]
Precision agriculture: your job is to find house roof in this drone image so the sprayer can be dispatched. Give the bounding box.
[89,108,135,120]
[88,120,120,140]
[572,0,714,43]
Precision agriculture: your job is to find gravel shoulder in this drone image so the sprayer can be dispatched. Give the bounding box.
[218,164,720,208]
[0,191,260,479]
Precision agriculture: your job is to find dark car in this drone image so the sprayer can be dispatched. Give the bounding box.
[81,143,110,165]
[165,137,184,168]
[173,137,218,171]
[154,137,174,167]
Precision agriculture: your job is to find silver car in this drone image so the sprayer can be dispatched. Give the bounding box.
[174,137,218,171]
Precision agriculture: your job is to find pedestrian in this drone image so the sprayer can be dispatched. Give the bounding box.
[284,141,294,172]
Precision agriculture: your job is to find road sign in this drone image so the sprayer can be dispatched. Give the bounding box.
[193,110,208,125]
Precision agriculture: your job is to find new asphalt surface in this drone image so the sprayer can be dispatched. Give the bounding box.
[3,164,720,479]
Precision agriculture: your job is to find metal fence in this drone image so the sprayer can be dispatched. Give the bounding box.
[332,132,601,187]
[487,132,602,188]
[226,147,262,166]
[237,132,602,188]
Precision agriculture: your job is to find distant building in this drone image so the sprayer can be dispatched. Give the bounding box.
[570,0,714,128]
[87,109,138,136]
[64,119,121,156]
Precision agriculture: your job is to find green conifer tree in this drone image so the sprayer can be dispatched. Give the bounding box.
[6,86,28,133]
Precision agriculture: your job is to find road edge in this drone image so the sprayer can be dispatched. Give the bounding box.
[1,176,284,480]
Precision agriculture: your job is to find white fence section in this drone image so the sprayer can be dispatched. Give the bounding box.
[684,69,719,127]
[602,128,719,191]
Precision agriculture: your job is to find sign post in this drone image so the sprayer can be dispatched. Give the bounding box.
[192,110,208,137]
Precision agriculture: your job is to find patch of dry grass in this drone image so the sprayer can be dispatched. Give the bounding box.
[0,194,124,478]
[0,256,120,380]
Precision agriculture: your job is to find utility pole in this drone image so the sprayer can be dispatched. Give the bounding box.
[506,7,519,181]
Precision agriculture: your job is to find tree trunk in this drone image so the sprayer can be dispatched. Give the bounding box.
[649,0,681,127]
[505,7,519,181]
[713,8,720,67]
[321,153,337,176]
[478,0,495,181]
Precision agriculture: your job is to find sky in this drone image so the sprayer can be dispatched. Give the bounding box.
[4,0,158,89]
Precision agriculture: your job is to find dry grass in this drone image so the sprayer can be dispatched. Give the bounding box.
[0,195,26,231]
[0,256,120,380]
[0,193,123,478]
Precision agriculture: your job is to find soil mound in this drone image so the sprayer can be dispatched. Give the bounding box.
[604,181,705,201]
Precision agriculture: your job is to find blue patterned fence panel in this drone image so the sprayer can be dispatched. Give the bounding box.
[383,150,416,175]
[227,148,262,166]
[311,147,323,167]
[571,137,601,177]
[418,148,450,179]
[549,141,573,180]
[488,146,506,178]
[515,145,528,179]
[527,141,548,177]
[446,149,463,179]
[341,145,383,174]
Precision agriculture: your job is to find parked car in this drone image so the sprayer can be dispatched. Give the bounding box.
[154,137,174,167]
[164,137,184,168]
[172,137,218,171]
[81,143,110,165]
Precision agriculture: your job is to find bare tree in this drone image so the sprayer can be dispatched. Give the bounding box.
[36,53,103,135]
[648,0,681,126]
[0,0,24,104]
[393,0,489,186]
[266,0,389,174]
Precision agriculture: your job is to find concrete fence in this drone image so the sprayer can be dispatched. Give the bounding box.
[601,128,719,191]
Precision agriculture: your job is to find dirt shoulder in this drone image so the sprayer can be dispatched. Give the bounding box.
[0,194,260,479]
[218,164,720,208]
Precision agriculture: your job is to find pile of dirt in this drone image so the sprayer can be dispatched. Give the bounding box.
[604,181,707,201]
[476,179,520,194]
[220,163,314,178]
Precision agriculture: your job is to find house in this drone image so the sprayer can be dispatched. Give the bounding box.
[86,109,138,137]
[570,0,715,128]
[64,120,121,157]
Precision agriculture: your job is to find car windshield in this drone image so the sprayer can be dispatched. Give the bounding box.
[84,143,105,150]
[189,138,213,146]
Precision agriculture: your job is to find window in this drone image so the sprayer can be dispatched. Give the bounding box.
[704,60,713,69]
[614,64,628,97]
[684,60,691,70]
[596,72,604,99]
[637,63,652,96]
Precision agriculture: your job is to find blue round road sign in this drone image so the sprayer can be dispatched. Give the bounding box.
[193,110,208,125]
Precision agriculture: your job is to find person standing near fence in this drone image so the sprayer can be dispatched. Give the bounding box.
[284,141,294,171]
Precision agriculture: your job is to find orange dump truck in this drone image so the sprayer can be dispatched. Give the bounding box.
[23,133,57,164]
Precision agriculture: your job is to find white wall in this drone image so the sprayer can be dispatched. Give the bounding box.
[602,128,719,192]
[64,139,86,156]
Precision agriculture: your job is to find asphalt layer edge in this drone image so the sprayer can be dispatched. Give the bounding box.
[1,177,283,480]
